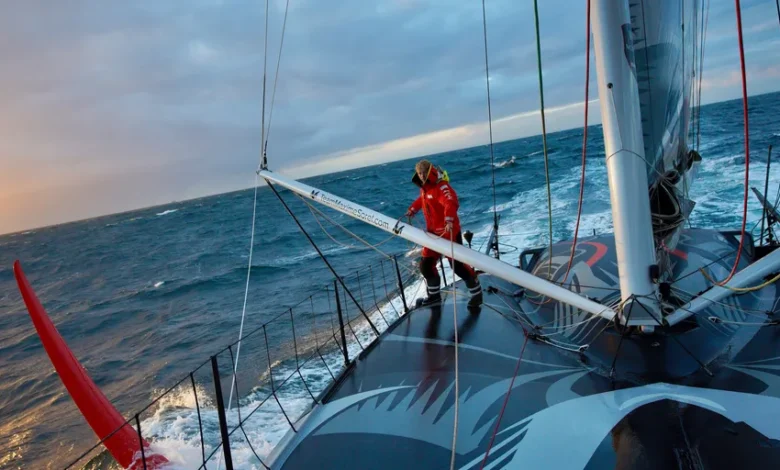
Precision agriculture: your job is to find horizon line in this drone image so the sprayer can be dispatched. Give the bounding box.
[1,91,774,237]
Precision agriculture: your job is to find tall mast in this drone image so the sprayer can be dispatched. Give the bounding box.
[591,0,659,324]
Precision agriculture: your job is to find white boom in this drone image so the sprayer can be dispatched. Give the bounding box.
[665,247,780,326]
[259,170,618,322]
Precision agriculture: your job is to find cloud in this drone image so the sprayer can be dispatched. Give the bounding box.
[0,0,778,234]
[283,99,601,178]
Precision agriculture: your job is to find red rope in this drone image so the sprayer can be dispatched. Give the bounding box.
[712,0,750,286]
[479,332,529,470]
[560,0,591,286]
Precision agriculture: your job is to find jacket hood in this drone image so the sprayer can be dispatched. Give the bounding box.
[411,166,439,188]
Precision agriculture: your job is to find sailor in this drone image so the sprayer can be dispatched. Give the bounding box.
[406,160,483,307]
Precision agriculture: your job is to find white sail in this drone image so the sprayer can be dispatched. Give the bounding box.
[258,170,618,322]
[632,0,699,186]
[631,0,701,262]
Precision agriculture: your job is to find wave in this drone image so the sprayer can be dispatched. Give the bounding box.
[156,209,179,217]
[269,246,350,267]
[493,156,516,169]
[151,265,284,300]
[136,278,427,469]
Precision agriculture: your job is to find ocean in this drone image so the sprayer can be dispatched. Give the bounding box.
[1,91,779,468]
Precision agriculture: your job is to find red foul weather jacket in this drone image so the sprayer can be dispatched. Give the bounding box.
[408,169,461,237]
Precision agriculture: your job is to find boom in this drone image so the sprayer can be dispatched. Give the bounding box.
[258,170,618,322]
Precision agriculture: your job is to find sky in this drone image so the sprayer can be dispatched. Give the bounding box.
[1,0,779,235]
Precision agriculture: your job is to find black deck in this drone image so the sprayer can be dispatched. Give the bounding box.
[270,229,780,469]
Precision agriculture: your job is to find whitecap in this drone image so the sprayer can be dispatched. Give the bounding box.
[493,156,517,169]
[156,209,179,217]
[154,281,165,288]
[137,280,426,469]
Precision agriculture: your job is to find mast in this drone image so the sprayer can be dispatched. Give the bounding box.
[591,0,659,325]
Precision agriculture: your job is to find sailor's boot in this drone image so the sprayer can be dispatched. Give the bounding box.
[420,283,442,307]
[466,279,483,307]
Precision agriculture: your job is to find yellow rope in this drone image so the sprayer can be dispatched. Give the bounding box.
[700,268,780,293]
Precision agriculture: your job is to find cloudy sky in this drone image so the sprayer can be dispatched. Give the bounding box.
[1,0,778,234]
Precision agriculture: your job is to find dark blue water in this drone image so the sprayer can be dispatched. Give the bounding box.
[1,92,779,468]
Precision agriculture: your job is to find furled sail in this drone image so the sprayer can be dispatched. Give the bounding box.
[629,0,701,256]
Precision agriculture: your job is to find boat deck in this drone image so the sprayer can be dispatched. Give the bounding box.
[269,270,780,469]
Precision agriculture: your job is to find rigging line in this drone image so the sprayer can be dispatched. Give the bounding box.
[682,0,686,155]
[483,302,533,327]
[263,0,292,152]
[697,0,710,151]
[295,194,418,278]
[299,194,398,252]
[777,0,780,27]
[539,314,602,337]
[260,0,270,169]
[266,180,380,335]
[709,317,780,327]
[494,295,540,330]
[661,291,721,321]
[692,34,698,155]
[493,292,605,342]
[480,0,500,258]
[479,332,529,470]
[671,248,736,285]
[709,0,750,286]
[637,0,659,175]
[224,174,260,429]
[774,183,780,215]
[218,173,260,470]
[301,199,420,283]
[694,0,701,147]
[634,295,714,376]
[560,0,591,286]
[533,0,554,276]
[460,190,493,223]
[699,268,780,293]
[449,234,460,470]
[669,285,770,317]
[608,298,635,378]
[760,145,773,245]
